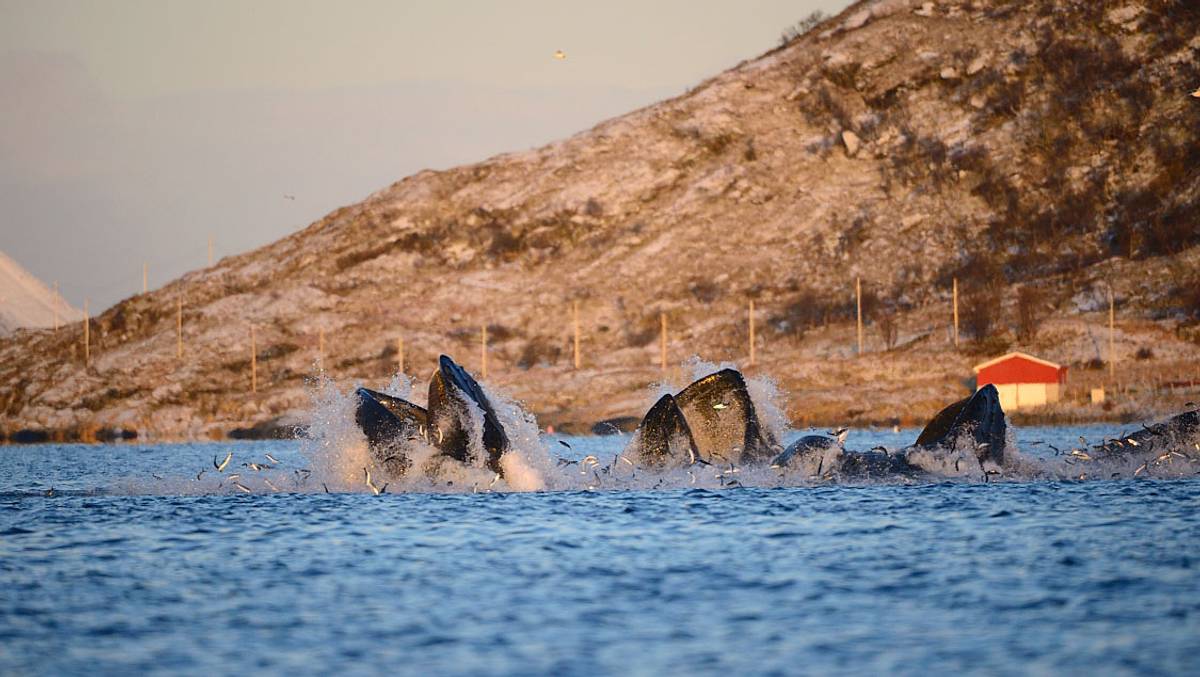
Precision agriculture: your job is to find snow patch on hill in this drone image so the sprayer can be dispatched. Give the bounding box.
[0,250,81,335]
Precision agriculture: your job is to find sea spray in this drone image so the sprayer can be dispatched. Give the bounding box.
[479,381,555,491]
[299,373,375,491]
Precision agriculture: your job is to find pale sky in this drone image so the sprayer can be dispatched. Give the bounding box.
[0,0,851,310]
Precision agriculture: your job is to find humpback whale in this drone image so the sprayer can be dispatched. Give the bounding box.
[628,376,1013,479]
[627,369,779,468]
[765,385,1009,479]
[354,356,1199,485]
[628,370,1200,480]
[355,355,509,477]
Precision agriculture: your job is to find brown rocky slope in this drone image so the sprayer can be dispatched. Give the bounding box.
[2,0,1199,441]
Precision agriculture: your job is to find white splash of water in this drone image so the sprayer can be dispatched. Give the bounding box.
[299,374,374,491]
[479,381,555,492]
[382,372,414,400]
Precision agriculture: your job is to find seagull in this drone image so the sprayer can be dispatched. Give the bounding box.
[265,453,280,464]
[553,49,566,61]
[214,451,232,472]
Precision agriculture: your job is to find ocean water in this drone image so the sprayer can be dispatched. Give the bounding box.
[2,425,1198,675]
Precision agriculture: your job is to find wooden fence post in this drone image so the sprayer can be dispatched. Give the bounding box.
[749,300,756,367]
[251,325,257,394]
[660,312,667,372]
[953,277,959,348]
[83,299,90,367]
[856,277,864,356]
[1108,288,1116,380]
[573,300,581,370]
[176,296,183,360]
[481,325,488,378]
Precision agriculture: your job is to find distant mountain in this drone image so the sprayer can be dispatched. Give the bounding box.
[1,0,1198,440]
[0,250,81,336]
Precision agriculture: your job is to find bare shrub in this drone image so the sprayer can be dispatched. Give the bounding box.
[877,307,899,351]
[779,11,828,46]
[1183,276,1200,323]
[769,287,846,337]
[517,338,562,370]
[962,292,995,342]
[688,280,721,305]
[1015,287,1046,342]
[625,314,660,348]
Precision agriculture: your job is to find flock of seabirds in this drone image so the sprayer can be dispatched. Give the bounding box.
[332,355,1200,493]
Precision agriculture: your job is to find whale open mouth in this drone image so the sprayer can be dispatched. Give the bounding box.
[355,355,508,477]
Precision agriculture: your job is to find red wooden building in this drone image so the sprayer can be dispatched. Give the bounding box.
[973,352,1068,411]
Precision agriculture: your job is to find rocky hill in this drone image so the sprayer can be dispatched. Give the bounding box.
[2,0,1199,442]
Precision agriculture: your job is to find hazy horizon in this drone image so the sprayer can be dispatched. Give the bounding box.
[0,0,852,312]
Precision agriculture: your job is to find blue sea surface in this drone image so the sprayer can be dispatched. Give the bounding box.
[1,425,1198,675]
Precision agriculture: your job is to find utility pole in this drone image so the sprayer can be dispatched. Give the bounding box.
[481,325,488,378]
[856,277,864,356]
[748,300,756,367]
[573,301,581,370]
[952,277,959,348]
[1109,288,1116,380]
[250,325,258,394]
[659,312,667,372]
[83,299,90,367]
[176,296,183,359]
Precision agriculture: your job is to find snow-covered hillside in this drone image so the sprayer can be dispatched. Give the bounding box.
[0,250,82,335]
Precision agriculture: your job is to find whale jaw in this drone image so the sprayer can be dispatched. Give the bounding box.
[630,394,700,469]
[427,355,509,474]
[628,369,778,468]
[353,355,509,478]
[914,384,1007,465]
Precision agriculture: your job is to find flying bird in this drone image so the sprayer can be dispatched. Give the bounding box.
[284,194,296,200]
[553,50,566,61]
